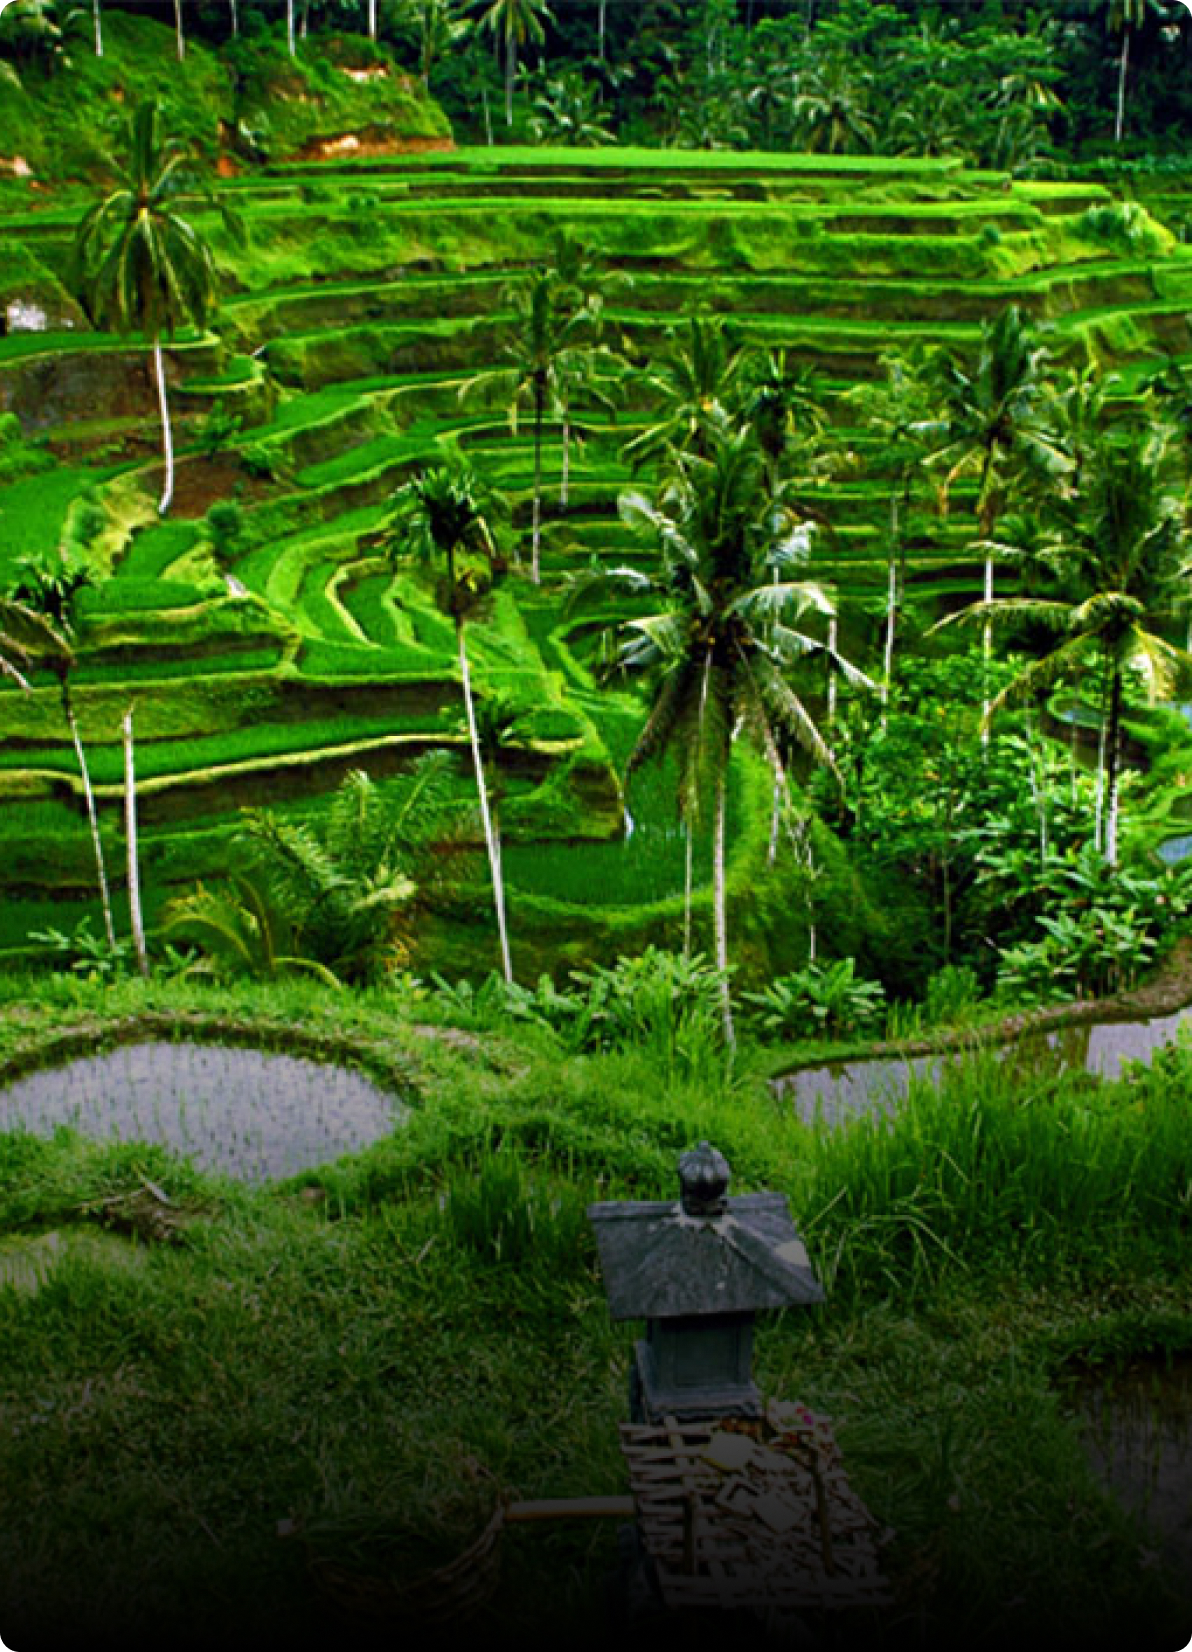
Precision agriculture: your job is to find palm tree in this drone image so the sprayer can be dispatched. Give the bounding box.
[4,549,116,951]
[472,0,552,127]
[0,592,122,953]
[742,348,826,484]
[846,348,935,718]
[927,305,1067,733]
[74,102,228,517]
[387,451,514,982]
[935,423,1191,867]
[461,252,609,583]
[123,704,149,977]
[601,416,869,1043]
[1,0,73,73]
[621,313,748,472]
[545,232,628,506]
[791,55,876,154]
[1106,0,1159,145]
[399,0,471,87]
[530,68,615,146]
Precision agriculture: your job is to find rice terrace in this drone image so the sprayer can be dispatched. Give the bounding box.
[2,3,1192,1650]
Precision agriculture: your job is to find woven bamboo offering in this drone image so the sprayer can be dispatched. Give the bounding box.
[619,1400,893,1617]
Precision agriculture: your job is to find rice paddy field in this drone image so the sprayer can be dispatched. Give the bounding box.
[6,140,1192,979]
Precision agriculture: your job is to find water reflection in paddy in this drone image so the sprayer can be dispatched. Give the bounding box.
[776,1007,1192,1129]
[0,1041,409,1184]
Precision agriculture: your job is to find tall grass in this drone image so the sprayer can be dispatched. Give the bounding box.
[802,1047,1192,1305]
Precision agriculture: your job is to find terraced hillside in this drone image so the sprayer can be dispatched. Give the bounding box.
[3,146,1191,977]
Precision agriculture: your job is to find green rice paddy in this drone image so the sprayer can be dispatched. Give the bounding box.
[4,144,1192,965]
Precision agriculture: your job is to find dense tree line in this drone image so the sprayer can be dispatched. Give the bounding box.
[5,0,1191,162]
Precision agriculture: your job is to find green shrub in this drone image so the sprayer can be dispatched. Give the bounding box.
[206,501,245,558]
[1076,200,1169,257]
[742,957,886,1042]
[197,401,243,459]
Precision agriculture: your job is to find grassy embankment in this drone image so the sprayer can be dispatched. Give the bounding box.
[0,971,1190,1651]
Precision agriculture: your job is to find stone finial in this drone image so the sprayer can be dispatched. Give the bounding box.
[678,1141,731,1217]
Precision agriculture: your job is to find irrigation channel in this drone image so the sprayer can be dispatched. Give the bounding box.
[0,1041,408,1184]
[776,1005,1192,1606]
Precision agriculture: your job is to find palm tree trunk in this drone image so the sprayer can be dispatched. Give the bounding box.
[228,0,238,37]
[1104,665,1124,867]
[123,706,150,978]
[826,615,838,728]
[1024,711,1048,868]
[882,546,896,724]
[1115,25,1130,146]
[153,339,175,516]
[981,552,994,746]
[506,34,515,126]
[683,817,693,960]
[64,683,116,953]
[598,0,607,60]
[560,405,570,507]
[531,394,544,584]
[713,750,734,1047]
[367,0,377,39]
[1094,655,1111,854]
[458,620,513,983]
[93,0,103,56]
[287,0,296,56]
[173,0,186,61]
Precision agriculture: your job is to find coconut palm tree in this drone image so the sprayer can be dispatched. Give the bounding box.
[0,0,75,73]
[529,68,615,146]
[1105,0,1160,145]
[399,0,471,87]
[4,549,116,952]
[600,415,870,1043]
[461,253,609,583]
[0,591,120,955]
[387,450,514,982]
[927,305,1067,733]
[621,313,749,473]
[472,0,552,127]
[122,704,149,977]
[791,55,876,154]
[74,102,229,517]
[845,347,936,718]
[934,422,1191,867]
